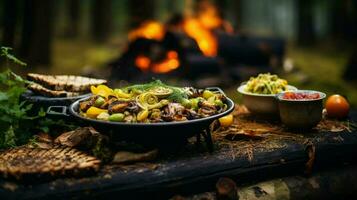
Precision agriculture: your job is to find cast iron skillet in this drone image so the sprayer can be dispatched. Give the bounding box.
[21,90,91,117]
[47,87,235,147]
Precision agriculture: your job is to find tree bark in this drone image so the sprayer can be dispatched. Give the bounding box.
[297,0,315,45]
[216,177,238,200]
[183,165,357,200]
[343,47,357,81]
[233,0,242,31]
[330,0,357,40]
[19,0,32,58]
[214,0,228,18]
[128,0,156,29]
[65,0,80,38]
[2,0,18,47]
[91,0,112,42]
[20,0,54,66]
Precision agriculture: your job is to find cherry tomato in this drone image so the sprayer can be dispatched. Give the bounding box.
[325,94,350,119]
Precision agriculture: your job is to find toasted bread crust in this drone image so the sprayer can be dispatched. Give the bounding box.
[27,73,107,92]
[0,146,101,179]
[28,83,80,97]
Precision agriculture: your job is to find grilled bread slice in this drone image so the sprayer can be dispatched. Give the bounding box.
[27,73,107,92]
[0,146,101,180]
[28,83,80,97]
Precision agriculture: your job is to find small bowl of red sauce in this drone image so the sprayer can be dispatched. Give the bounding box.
[276,90,326,129]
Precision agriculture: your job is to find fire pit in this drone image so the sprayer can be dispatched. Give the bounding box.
[109,1,285,85]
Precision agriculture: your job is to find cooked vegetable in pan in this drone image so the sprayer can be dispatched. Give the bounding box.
[245,73,288,94]
[79,80,228,123]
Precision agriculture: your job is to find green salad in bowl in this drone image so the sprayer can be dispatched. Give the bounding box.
[245,73,289,94]
[238,73,297,116]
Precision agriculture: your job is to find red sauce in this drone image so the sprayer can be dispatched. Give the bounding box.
[282,92,320,100]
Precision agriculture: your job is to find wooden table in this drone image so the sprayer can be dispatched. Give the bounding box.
[1,108,356,200]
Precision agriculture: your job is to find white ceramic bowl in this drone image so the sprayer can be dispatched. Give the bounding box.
[237,84,298,116]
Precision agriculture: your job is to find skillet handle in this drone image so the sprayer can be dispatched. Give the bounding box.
[47,106,70,117]
[205,87,226,96]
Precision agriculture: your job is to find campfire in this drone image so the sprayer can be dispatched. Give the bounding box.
[110,0,285,85]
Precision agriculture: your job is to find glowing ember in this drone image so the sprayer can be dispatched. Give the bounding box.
[130,1,234,73]
[128,21,165,41]
[135,55,151,71]
[152,51,180,73]
[135,51,180,74]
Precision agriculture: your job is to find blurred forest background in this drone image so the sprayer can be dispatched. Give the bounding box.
[1,0,357,106]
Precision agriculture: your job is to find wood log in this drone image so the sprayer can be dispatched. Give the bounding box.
[184,54,221,79]
[217,33,285,66]
[184,165,357,200]
[216,177,238,200]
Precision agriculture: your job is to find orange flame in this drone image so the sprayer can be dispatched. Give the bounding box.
[183,18,218,57]
[197,2,223,30]
[135,51,180,74]
[182,1,224,57]
[131,1,234,73]
[152,51,180,73]
[128,21,165,41]
[135,55,151,71]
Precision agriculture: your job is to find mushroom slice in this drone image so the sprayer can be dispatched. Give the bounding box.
[108,101,129,114]
[79,96,98,112]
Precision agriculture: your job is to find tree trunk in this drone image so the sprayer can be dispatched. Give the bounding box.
[297,0,315,45]
[91,0,112,42]
[65,0,80,38]
[343,46,357,81]
[331,0,357,40]
[214,0,228,18]
[128,0,156,29]
[233,0,242,32]
[2,0,18,47]
[19,0,32,58]
[20,0,54,66]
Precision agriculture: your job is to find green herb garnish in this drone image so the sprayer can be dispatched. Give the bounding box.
[124,80,188,103]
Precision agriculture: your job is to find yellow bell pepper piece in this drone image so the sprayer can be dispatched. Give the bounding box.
[91,85,114,98]
[114,89,131,99]
[137,109,149,121]
[86,106,107,118]
[218,114,234,127]
[91,85,98,94]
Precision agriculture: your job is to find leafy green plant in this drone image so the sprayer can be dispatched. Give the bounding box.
[0,47,34,148]
[0,47,75,149]
[1,47,27,67]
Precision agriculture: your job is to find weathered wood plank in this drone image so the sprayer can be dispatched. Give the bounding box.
[181,164,357,200]
[0,111,356,199]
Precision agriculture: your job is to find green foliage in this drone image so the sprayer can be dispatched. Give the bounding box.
[124,79,188,102]
[0,68,36,149]
[0,46,76,149]
[1,47,27,66]
[92,137,112,163]
[35,118,76,134]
